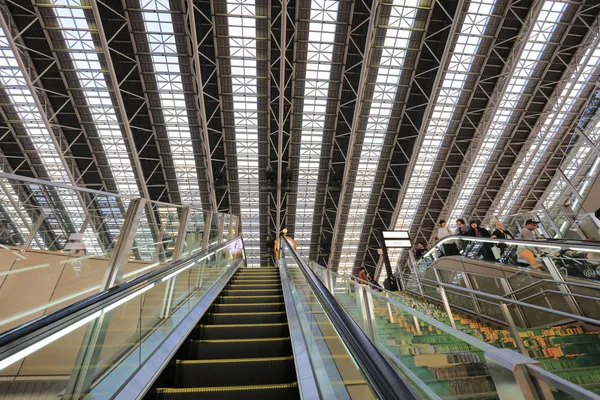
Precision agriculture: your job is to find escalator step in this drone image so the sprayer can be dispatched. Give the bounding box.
[197,323,289,340]
[222,289,283,297]
[204,312,287,324]
[212,303,285,313]
[227,284,281,288]
[216,296,283,304]
[189,337,292,359]
[156,383,300,400]
[174,357,296,387]
[229,280,280,285]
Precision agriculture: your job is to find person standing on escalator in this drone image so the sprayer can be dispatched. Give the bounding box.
[437,220,460,256]
[517,219,542,270]
[491,221,514,255]
[468,221,495,261]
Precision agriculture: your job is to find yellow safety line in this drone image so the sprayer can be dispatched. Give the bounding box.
[214,302,285,306]
[177,356,294,364]
[156,383,298,393]
[195,337,291,343]
[209,311,286,316]
[200,322,287,328]
[219,295,283,298]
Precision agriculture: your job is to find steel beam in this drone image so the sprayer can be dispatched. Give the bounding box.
[325,0,380,269]
[489,15,600,217]
[433,0,547,222]
[186,0,219,212]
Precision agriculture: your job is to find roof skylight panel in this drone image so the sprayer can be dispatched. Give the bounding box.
[337,0,419,274]
[449,0,566,223]
[0,26,102,254]
[294,0,339,256]
[494,38,600,216]
[140,2,202,206]
[52,2,154,258]
[225,0,261,266]
[395,0,497,230]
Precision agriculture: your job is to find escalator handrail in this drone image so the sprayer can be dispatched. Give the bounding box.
[425,235,600,259]
[281,237,419,400]
[0,237,242,348]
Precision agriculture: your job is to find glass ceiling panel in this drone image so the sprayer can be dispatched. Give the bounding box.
[449,0,567,223]
[225,0,261,266]
[494,37,600,216]
[337,0,419,275]
[0,26,102,254]
[140,1,202,206]
[52,1,153,258]
[294,0,339,257]
[395,0,497,231]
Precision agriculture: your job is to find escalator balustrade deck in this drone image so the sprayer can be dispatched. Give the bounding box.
[150,268,300,400]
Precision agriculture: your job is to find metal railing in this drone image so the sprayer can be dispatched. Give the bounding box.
[0,172,239,334]
[298,249,600,400]
[0,236,244,399]
[412,235,600,320]
[280,236,419,400]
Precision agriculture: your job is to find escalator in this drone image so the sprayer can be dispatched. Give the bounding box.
[148,267,300,400]
[283,237,600,399]
[0,237,418,400]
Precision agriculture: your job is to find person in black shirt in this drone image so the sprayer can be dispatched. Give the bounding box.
[414,241,428,260]
[491,221,514,240]
[468,221,495,261]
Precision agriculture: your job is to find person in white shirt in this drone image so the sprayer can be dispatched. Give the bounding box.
[437,220,460,256]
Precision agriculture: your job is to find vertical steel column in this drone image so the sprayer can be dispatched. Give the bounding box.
[433,269,456,329]
[355,285,375,339]
[484,349,554,400]
[101,198,146,289]
[23,214,45,250]
[160,207,192,317]
[461,273,482,315]
[64,198,146,399]
[500,278,529,327]
[542,257,584,317]
[218,213,225,244]
[499,303,530,357]
[171,207,192,262]
[202,212,213,251]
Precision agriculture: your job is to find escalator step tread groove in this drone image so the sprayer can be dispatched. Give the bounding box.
[177,356,293,363]
[195,337,290,343]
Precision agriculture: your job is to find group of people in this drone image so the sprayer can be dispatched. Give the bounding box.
[415,218,542,269]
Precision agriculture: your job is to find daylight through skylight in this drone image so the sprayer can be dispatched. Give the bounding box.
[449,0,566,223]
[294,0,339,256]
[141,0,203,206]
[226,0,261,266]
[494,36,600,216]
[337,0,419,274]
[395,0,497,230]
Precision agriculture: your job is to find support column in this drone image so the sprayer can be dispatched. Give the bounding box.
[64,198,146,399]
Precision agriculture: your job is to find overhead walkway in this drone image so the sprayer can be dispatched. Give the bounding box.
[0,235,419,400]
[279,237,600,399]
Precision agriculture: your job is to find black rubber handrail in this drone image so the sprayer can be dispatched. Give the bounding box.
[281,237,419,400]
[0,237,241,348]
